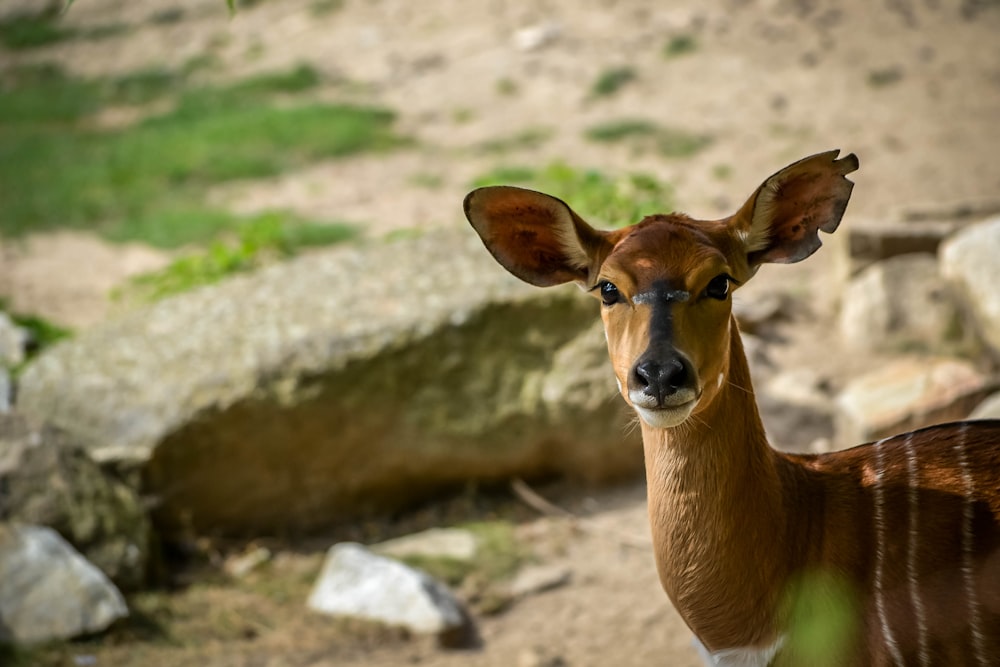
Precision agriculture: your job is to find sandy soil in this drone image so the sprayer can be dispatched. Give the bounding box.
[2,0,1000,665]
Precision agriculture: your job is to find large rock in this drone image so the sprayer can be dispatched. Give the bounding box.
[308,542,475,647]
[0,524,128,643]
[17,230,639,538]
[0,413,150,590]
[834,357,996,446]
[940,216,1000,358]
[839,253,963,353]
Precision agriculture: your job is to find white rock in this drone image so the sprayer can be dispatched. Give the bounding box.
[840,253,959,352]
[308,543,473,646]
[940,216,1000,357]
[513,22,561,51]
[970,392,1000,420]
[834,357,992,446]
[0,524,128,644]
[507,563,572,598]
[0,368,10,414]
[0,312,29,368]
[373,527,479,562]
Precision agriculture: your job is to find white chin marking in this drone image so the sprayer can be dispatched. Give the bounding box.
[634,403,695,429]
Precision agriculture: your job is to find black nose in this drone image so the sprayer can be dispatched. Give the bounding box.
[632,357,689,404]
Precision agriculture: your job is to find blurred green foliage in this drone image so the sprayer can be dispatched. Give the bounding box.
[0,299,73,371]
[585,119,712,158]
[663,34,698,58]
[118,212,358,302]
[0,63,402,245]
[472,162,674,227]
[779,569,860,667]
[590,66,637,98]
[0,7,74,49]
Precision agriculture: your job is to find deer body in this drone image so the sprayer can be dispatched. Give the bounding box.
[465,150,1000,665]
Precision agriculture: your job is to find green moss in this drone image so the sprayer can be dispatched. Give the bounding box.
[590,66,636,98]
[117,212,359,301]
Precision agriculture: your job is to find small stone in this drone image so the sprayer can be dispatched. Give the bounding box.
[834,357,994,446]
[507,563,572,598]
[513,22,561,51]
[308,543,476,648]
[223,545,272,578]
[839,254,961,353]
[0,312,29,368]
[0,524,128,643]
[373,527,479,562]
[970,392,1000,420]
[0,368,11,414]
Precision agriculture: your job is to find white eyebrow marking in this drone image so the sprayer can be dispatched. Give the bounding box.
[633,289,690,305]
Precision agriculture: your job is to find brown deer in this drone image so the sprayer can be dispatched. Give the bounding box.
[464,150,1000,666]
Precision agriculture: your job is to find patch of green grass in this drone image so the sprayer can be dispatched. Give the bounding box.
[472,162,674,227]
[150,8,186,25]
[590,66,636,98]
[119,212,358,302]
[663,34,697,58]
[0,64,403,244]
[0,63,104,123]
[477,126,554,154]
[0,8,75,50]
[0,299,73,371]
[107,68,182,106]
[310,0,345,16]
[495,77,519,96]
[584,119,658,142]
[711,164,733,180]
[867,66,904,87]
[584,118,712,158]
[409,172,445,189]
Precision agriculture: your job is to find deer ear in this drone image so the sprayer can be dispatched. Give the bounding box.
[464,186,610,287]
[734,150,859,267]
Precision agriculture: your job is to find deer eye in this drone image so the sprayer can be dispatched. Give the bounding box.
[599,281,621,306]
[703,275,731,300]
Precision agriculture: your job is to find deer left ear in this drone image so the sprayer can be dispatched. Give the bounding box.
[733,150,859,267]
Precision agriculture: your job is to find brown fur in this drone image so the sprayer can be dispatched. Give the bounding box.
[465,151,1000,665]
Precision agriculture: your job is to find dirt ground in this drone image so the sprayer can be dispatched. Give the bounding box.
[3,0,1000,665]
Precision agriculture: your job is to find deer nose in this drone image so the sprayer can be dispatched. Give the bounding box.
[632,357,691,405]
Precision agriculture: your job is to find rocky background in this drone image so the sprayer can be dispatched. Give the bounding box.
[1,0,999,665]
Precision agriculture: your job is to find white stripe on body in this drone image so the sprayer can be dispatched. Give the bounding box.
[873,436,906,666]
[904,434,930,666]
[956,424,988,667]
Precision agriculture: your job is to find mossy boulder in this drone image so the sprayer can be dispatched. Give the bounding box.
[17,230,640,539]
[0,413,150,590]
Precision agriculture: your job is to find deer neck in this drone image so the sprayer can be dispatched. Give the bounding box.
[641,319,797,651]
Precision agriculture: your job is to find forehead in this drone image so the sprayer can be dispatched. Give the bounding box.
[601,215,731,289]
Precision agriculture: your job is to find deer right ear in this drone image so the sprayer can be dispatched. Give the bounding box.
[733,150,859,268]
[464,186,610,287]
